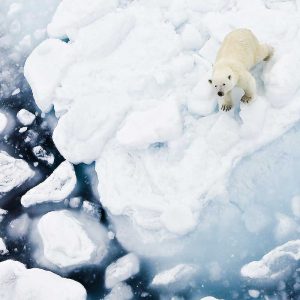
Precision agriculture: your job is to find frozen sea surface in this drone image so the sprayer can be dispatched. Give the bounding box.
[1,0,300,299]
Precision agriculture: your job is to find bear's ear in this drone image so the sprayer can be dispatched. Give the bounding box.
[208,79,212,84]
[228,75,231,80]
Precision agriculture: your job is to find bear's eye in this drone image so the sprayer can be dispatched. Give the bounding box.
[223,83,226,86]
[214,85,217,88]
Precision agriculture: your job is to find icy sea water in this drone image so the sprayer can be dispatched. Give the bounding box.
[0,89,300,300]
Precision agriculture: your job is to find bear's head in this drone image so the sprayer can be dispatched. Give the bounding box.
[208,66,237,97]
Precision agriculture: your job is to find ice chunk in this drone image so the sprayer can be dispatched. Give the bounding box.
[35,210,108,271]
[48,0,118,39]
[21,161,76,207]
[241,240,300,286]
[0,238,8,255]
[104,282,133,300]
[0,260,86,300]
[0,113,7,133]
[116,101,182,149]
[200,297,222,300]
[32,145,55,165]
[274,213,298,241]
[0,209,7,222]
[0,152,34,194]
[69,196,82,208]
[24,39,75,112]
[151,264,198,291]
[11,88,20,96]
[16,109,36,126]
[248,289,260,298]
[7,214,30,239]
[105,253,140,289]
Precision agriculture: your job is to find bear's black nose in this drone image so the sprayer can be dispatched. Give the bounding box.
[218,91,224,97]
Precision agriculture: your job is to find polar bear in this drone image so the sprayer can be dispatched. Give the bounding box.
[208,28,273,111]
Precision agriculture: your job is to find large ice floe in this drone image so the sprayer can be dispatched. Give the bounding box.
[0,259,86,300]
[24,0,300,288]
[32,210,109,272]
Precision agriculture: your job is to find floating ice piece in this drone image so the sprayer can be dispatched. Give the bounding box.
[241,240,300,286]
[0,113,7,133]
[24,39,75,112]
[17,109,36,126]
[274,213,298,241]
[151,264,198,291]
[0,239,8,255]
[0,260,86,300]
[200,297,222,300]
[32,145,55,165]
[116,101,182,149]
[105,253,140,289]
[21,161,76,207]
[11,88,20,96]
[248,289,260,298]
[0,209,7,222]
[69,196,82,208]
[19,127,27,133]
[7,214,30,239]
[104,282,133,300]
[35,210,108,271]
[48,0,118,39]
[0,152,34,194]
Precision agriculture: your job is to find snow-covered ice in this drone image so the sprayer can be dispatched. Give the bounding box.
[0,238,8,255]
[21,160,76,207]
[32,145,54,165]
[151,264,198,292]
[16,109,36,126]
[7,214,30,239]
[0,259,86,300]
[105,253,139,289]
[0,151,34,194]
[104,282,133,300]
[241,240,300,287]
[34,210,109,272]
[0,113,7,133]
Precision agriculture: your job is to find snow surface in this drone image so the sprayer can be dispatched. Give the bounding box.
[24,0,300,264]
[16,109,36,126]
[241,240,300,286]
[34,210,109,272]
[0,260,86,300]
[21,161,76,207]
[0,151,34,194]
[105,253,139,289]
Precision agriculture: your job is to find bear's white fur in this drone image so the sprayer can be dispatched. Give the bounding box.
[209,28,273,111]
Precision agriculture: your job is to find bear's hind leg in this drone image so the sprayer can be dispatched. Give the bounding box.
[257,43,274,63]
[220,92,233,111]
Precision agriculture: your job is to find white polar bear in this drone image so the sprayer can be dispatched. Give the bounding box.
[208,28,273,111]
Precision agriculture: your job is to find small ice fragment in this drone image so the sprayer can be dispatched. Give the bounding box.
[0,238,8,255]
[17,109,36,125]
[105,253,140,289]
[12,88,20,96]
[32,145,55,165]
[19,127,27,133]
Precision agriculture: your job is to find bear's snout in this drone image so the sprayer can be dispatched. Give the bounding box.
[218,91,224,97]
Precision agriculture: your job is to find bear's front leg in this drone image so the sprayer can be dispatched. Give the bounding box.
[239,71,256,104]
[220,92,233,111]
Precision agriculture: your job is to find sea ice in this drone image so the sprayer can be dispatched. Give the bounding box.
[32,145,54,165]
[151,264,198,292]
[0,259,86,300]
[104,282,133,300]
[34,210,109,272]
[105,253,140,289]
[21,160,76,207]
[0,238,8,255]
[0,151,34,194]
[241,240,300,287]
[16,109,36,126]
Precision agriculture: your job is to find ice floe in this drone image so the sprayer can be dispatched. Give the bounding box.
[105,253,139,289]
[16,109,36,126]
[0,152,34,194]
[34,210,109,272]
[21,161,76,207]
[0,259,86,300]
[241,240,300,287]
